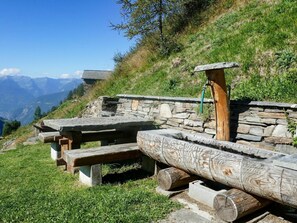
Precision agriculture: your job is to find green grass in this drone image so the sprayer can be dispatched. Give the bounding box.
[93,0,297,103]
[0,144,180,223]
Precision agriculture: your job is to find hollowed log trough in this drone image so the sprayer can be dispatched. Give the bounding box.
[137,129,297,208]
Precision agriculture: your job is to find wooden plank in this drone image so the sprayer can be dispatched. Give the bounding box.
[42,116,153,132]
[38,132,61,143]
[64,143,141,167]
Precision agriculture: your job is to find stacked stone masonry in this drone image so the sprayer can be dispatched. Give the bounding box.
[82,95,297,154]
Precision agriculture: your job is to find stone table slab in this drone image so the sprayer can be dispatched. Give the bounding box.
[42,116,153,132]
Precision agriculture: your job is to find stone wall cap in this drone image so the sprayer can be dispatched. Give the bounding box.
[194,62,239,72]
[117,94,297,109]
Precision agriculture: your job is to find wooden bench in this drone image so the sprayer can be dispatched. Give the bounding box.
[38,128,145,161]
[63,143,152,186]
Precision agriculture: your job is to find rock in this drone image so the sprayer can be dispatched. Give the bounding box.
[205,128,216,135]
[236,134,262,142]
[131,100,139,111]
[245,116,262,123]
[175,102,186,113]
[261,118,277,125]
[264,137,292,145]
[204,121,216,129]
[249,127,264,136]
[167,120,180,127]
[236,124,250,134]
[173,113,190,119]
[263,126,275,137]
[258,112,286,119]
[276,119,287,125]
[272,125,291,137]
[160,104,172,118]
[189,113,199,121]
[184,119,203,127]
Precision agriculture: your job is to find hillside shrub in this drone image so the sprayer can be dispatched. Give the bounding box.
[275,50,296,70]
[3,120,21,136]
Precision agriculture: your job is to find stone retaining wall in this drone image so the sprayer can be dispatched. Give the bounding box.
[83,94,297,154]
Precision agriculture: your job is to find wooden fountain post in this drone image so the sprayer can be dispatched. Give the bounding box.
[194,62,239,141]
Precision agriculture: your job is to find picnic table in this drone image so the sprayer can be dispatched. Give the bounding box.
[41,116,154,164]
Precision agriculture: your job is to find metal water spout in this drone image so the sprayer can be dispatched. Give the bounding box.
[194,62,239,141]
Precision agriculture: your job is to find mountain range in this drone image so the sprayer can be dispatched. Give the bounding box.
[0,75,82,125]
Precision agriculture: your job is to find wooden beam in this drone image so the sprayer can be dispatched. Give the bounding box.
[194,62,239,141]
[214,188,271,222]
[157,167,199,190]
[206,69,229,141]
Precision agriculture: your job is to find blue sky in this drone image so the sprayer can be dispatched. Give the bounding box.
[0,0,134,78]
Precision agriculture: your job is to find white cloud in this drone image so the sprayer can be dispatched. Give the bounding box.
[0,68,21,76]
[60,73,71,79]
[74,70,83,77]
[60,70,83,79]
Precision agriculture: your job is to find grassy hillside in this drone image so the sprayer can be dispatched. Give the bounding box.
[93,0,297,103]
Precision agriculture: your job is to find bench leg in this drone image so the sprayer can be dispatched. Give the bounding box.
[79,164,102,186]
[141,155,157,175]
[50,142,61,160]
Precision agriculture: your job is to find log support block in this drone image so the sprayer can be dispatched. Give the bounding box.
[50,142,61,160]
[79,164,102,186]
[157,167,199,191]
[188,180,227,209]
[213,188,271,222]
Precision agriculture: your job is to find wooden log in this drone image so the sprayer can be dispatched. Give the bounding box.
[137,129,297,208]
[214,188,271,222]
[157,167,199,190]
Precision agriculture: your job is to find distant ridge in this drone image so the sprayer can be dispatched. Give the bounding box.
[0,75,82,124]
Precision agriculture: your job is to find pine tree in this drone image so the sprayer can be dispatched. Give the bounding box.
[112,0,169,43]
[34,106,42,121]
[112,0,207,54]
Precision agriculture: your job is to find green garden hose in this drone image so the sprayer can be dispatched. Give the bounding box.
[199,82,209,113]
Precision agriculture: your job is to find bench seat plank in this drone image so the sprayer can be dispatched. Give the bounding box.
[64,143,141,167]
[38,132,61,143]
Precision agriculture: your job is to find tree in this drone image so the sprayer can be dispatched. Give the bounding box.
[112,0,182,48]
[112,0,206,54]
[34,106,42,121]
[3,120,21,136]
[73,84,84,97]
